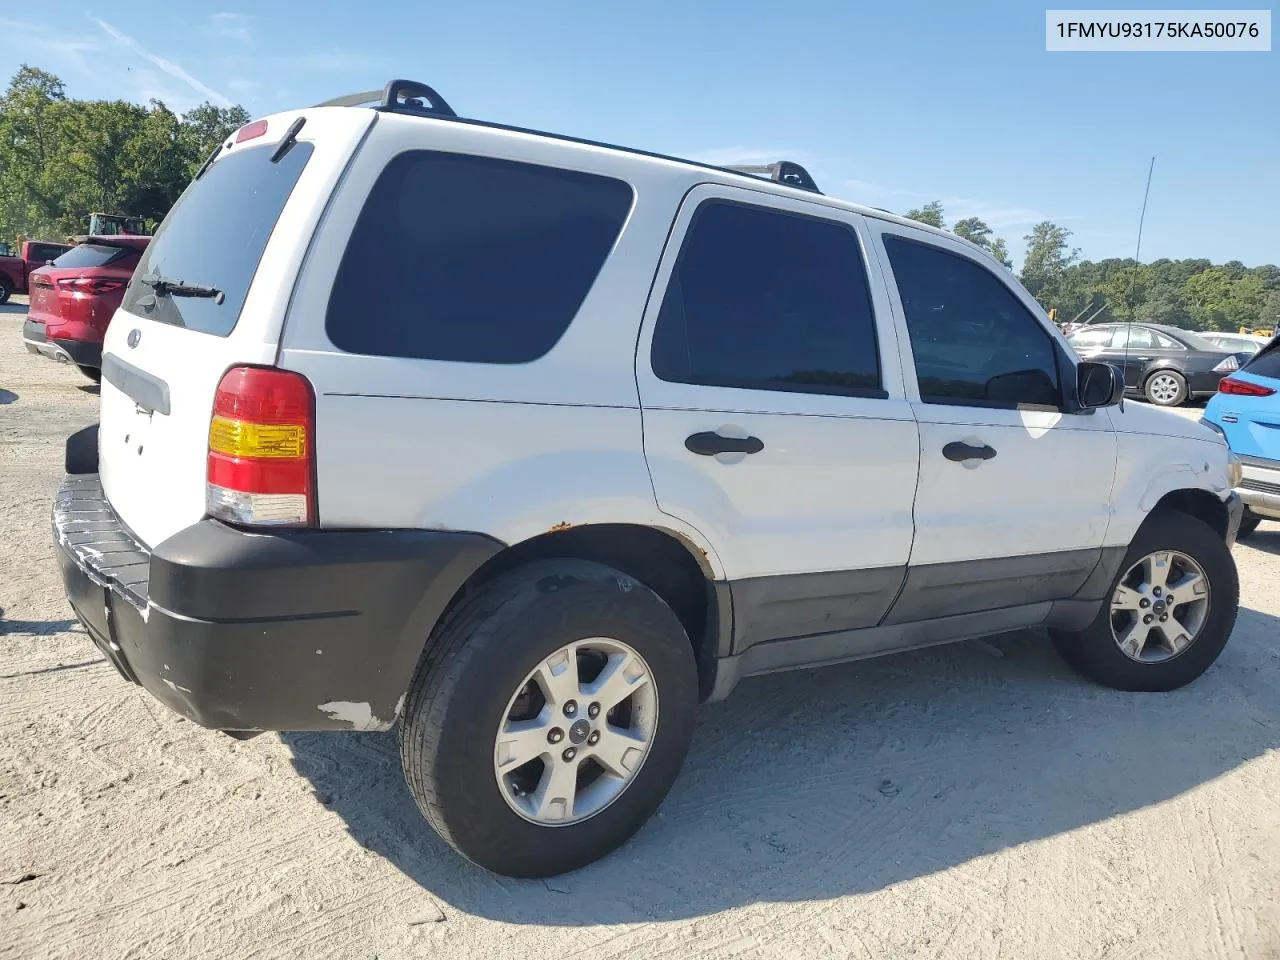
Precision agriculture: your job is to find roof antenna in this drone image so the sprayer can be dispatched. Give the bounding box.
[1121,156,1156,412]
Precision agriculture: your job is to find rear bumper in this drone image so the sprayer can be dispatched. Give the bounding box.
[53,454,501,731]
[23,319,103,368]
[1188,371,1227,397]
[1238,455,1280,521]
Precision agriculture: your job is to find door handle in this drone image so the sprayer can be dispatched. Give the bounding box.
[942,441,996,462]
[685,432,764,456]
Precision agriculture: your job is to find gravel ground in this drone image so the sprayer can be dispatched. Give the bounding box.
[3,300,1279,960]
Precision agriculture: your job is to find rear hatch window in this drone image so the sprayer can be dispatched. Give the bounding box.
[120,141,315,337]
[52,242,135,269]
[1243,337,1280,380]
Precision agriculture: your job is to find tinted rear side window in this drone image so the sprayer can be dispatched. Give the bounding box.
[121,142,314,337]
[52,242,133,270]
[651,200,883,396]
[1244,338,1280,379]
[326,151,633,364]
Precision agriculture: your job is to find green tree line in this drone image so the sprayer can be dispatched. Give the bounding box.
[903,202,1279,332]
[0,65,248,244]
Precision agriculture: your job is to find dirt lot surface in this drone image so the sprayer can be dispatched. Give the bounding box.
[3,301,1279,960]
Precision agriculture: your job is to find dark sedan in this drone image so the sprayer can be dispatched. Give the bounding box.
[1065,322,1240,407]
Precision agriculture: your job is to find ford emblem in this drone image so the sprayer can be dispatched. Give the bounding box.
[127,329,141,349]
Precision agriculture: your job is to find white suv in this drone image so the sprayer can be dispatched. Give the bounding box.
[53,80,1244,878]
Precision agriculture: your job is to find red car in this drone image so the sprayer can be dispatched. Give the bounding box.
[0,239,74,302]
[22,237,150,382]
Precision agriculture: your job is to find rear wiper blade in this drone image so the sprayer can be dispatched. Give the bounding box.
[141,274,225,304]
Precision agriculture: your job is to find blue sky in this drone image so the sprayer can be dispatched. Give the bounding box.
[3,1,1276,268]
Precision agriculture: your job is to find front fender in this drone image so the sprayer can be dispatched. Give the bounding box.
[1106,428,1233,546]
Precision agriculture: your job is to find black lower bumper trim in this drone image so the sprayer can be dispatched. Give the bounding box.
[52,338,102,368]
[22,319,102,368]
[54,471,503,731]
[1225,490,1244,547]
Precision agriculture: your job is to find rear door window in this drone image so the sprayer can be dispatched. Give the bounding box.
[1109,326,1154,349]
[650,200,883,396]
[326,151,633,364]
[51,243,134,269]
[121,142,315,337]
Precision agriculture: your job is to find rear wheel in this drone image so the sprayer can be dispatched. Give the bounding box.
[399,559,698,877]
[77,365,101,383]
[1143,370,1187,406]
[1050,510,1238,691]
[0,277,11,305]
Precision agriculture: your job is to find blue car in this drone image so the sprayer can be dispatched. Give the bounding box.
[1202,335,1280,539]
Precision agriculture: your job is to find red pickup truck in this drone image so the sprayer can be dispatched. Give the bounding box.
[0,240,75,303]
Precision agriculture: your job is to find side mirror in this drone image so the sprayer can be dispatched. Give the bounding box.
[1078,360,1124,409]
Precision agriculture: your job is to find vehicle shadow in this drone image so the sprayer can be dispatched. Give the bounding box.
[284,609,1280,925]
[78,384,100,396]
[0,389,16,405]
[1241,527,1280,556]
[0,301,27,316]
[0,615,81,637]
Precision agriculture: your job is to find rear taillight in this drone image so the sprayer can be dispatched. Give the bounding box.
[56,277,126,294]
[206,366,316,527]
[1212,355,1240,373]
[1218,376,1276,397]
[29,274,53,288]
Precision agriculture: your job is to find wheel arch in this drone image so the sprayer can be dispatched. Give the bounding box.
[422,523,730,702]
[1148,487,1230,540]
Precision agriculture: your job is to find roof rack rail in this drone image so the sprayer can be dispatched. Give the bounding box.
[314,79,457,117]
[723,161,821,194]
[315,80,821,194]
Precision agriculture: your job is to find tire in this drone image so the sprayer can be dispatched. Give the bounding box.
[398,558,698,877]
[77,365,101,383]
[1237,512,1262,540]
[1143,369,1188,407]
[0,277,11,305]
[1050,510,1238,692]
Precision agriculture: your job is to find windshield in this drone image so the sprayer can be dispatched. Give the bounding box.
[120,141,314,337]
[52,242,134,270]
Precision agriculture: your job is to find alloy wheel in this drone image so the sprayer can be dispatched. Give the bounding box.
[493,637,658,826]
[1147,373,1181,404]
[1110,550,1211,663]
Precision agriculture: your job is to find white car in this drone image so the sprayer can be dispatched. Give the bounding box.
[1199,331,1271,355]
[53,80,1245,878]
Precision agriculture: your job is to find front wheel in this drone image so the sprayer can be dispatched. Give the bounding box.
[1050,510,1239,691]
[0,277,11,305]
[1237,512,1262,540]
[399,559,698,877]
[1143,370,1188,406]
